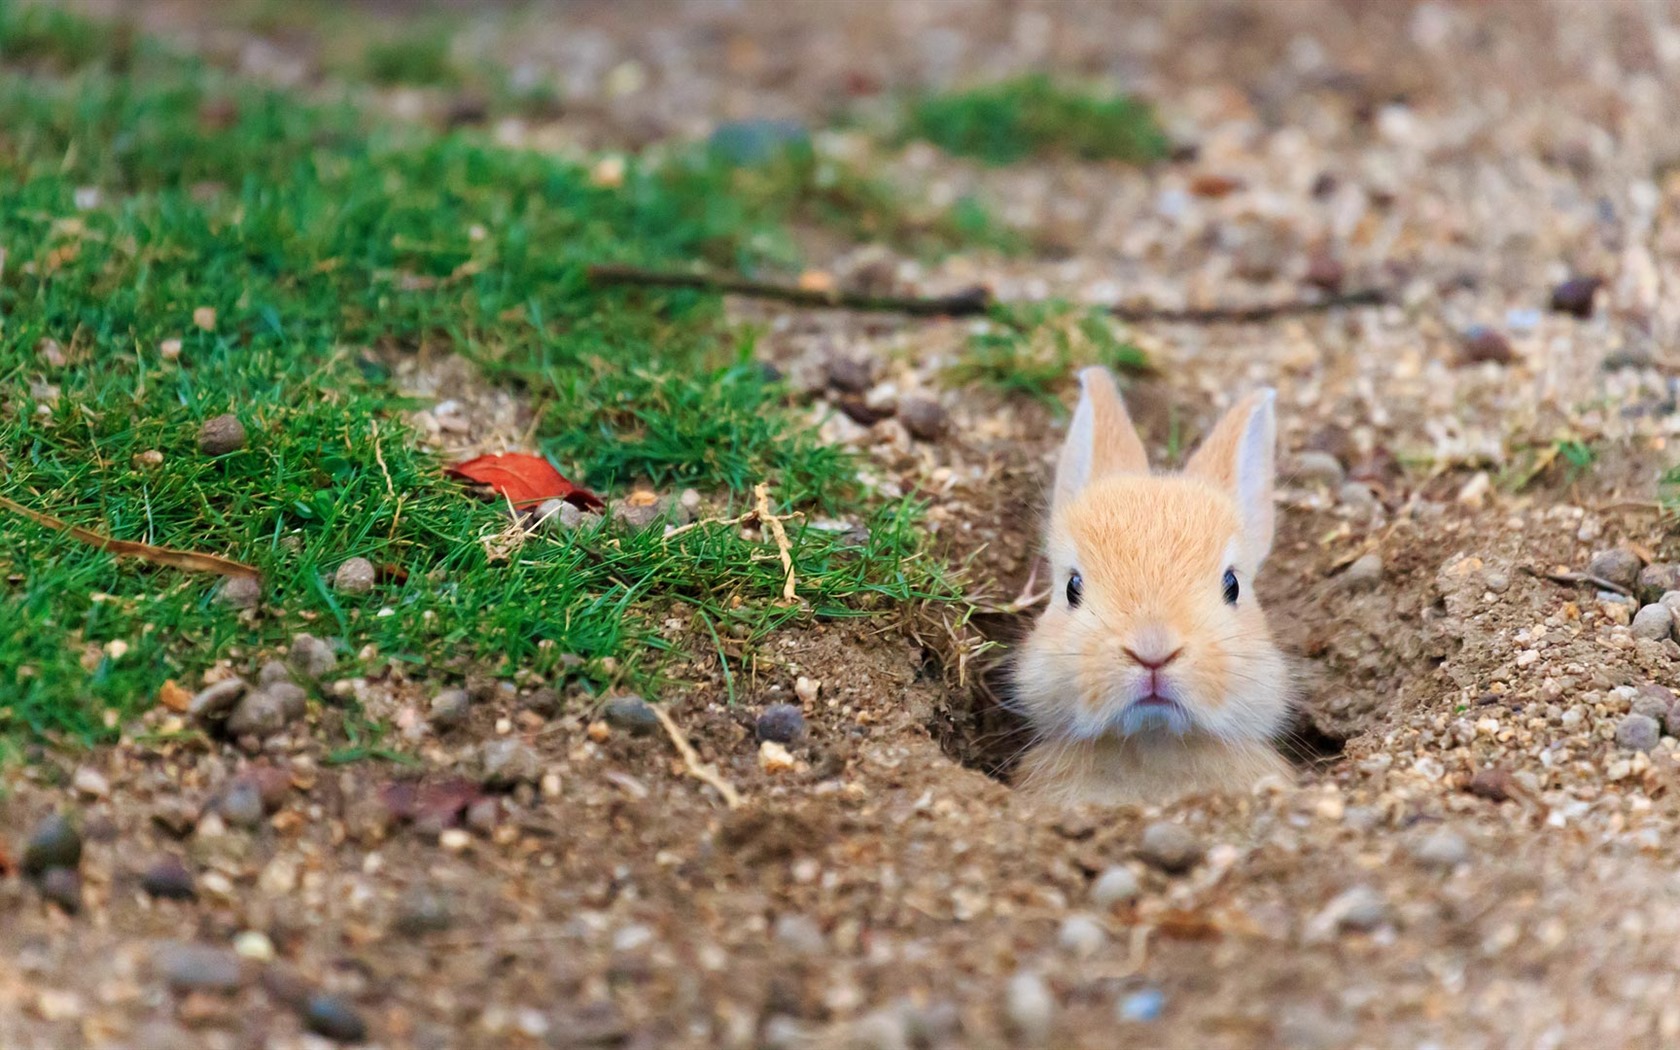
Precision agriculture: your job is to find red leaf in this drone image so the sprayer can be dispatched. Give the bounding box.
[444,453,604,510]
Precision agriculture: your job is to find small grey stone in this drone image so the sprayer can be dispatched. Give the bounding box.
[610,498,663,530]
[1483,570,1511,594]
[825,357,874,394]
[216,574,261,609]
[1004,970,1054,1043]
[257,660,294,686]
[217,778,267,828]
[154,942,245,993]
[1292,450,1345,488]
[1660,591,1680,620]
[478,738,543,788]
[1340,553,1383,591]
[1587,548,1643,591]
[603,695,659,736]
[1091,865,1140,907]
[523,687,562,716]
[1313,885,1388,935]
[679,488,702,513]
[140,857,197,901]
[1632,686,1672,725]
[188,678,248,722]
[1056,913,1106,957]
[391,887,453,937]
[755,703,807,744]
[22,814,82,878]
[772,913,826,955]
[332,557,376,595]
[1639,563,1680,603]
[1408,828,1470,870]
[898,397,948,441]
[226,684,305,739]
[537,498,583,531]
[197,413,246,456]
[39,866,81,914]
[1338,482,1379,515]
[288,633,337,680]
[1616,713,1662,752]
[1631,603,1674,642]
[1137,821,1202,874]
[428,689,472,730]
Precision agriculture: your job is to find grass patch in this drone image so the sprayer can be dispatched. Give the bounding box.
[363,27,458,87]
[947,303,1151,409]
[906,73,1169,166]
[0,8,960,750]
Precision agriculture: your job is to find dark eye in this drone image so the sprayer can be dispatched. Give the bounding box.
[1222,568,1239,605]
[1066,571,1084,608]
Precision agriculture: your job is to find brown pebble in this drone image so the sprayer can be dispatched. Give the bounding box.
[197,414,246,456]
[1550,275,1602,318]
[1466,767,1518,803]
[825,357,874,394]
[1303,251,1345,293]
[1458,327,1515,366]
[898,397,948,441]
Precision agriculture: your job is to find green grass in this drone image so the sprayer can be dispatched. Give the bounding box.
[363,28,458,88]
[906,74,1169,166]
[0,6,963,750]
[947,303,1151,409]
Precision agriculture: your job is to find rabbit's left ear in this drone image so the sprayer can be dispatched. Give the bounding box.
[1184,389,1276,568]
[1051,367,1148,521]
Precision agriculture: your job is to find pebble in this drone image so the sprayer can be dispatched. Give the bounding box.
[610,497,663,530]
[301,993,368,1043]
[898,397,947,441]
[1340,553,1383,591]
[1615,713,1662,752]
[289,634,337,679]
[392,887,453,937]
[1137,821,1202,873]
[39,866,81,914]
[1312,885,1389,936]
[1408,828,1470,870]
[141,857,198,901]
[257,660,294,686]
[22,814,82,877]
[216,574,262,609]
[72,766,110,799]
[537,498,582,531]
[1458,325,1515,365]
[188,678,248,722]
[1632,599,1674,641]
[1003,970,1054,1043]
[1638,563,1680,603]
[155,942,245,993]
[602,695,659,736]
[1551,274,1603,318]
[523,687,561,716]
[794,676,821,704]
[233,930,275,962]
[428,688,472,729]
[196,413,246,456]
[1587,548,1643,591]
[773,913,826,955]
[758,740,796,773]
[679,488,702,514]
[479,738,543,787]
[1292,450,1345,488]
[332,557,377,595]
[226,683,307,739]
[825,356,874,394]
[1117,988,1166,1023]
[217,778,267,828]
[1338,482,1379,515]
[755,703,807,744]
[1090,865,1141,907]
[1056,913,1106,957]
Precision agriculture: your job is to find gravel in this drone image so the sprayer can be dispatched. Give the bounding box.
[428,688,472,730]
[332,557,377,595]
[1550,275,1603,317]
[1292,450,1346,488]
[479,738,543,787]
[140,857,198,901]
[1630,603,1674,641]
[1340,553,1384,591]
[216,778,267,828]
[1638,563,1680,603]
[1004,969,1054,1043]
[392,887,454,937]
[188,678,248,722]
[226,682,308,739]
[772,913,827,955]
[196,413,246,455]
[825,356,874,394]
[289,633,338,679]
[1458,326,1516,365]
[610,496,663,530]
[602,695,659,736]
[216,574,262,609]
[1056,913,1107,957]
[1408,827,1471,870]
[1615,714,1662,752]
[898,397,948,441]
[1587,548,1643,591]
[22,813,82,878]
[1310,885,1389,938]
[39,866,81,914]
[1091,865,1141,907]
[755,703,808,744]
[1137,821,1203,873]
[154,942,245,993]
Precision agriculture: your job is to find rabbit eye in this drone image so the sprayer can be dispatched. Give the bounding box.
[1222,568,1239,605]
[1066,571,1084,608]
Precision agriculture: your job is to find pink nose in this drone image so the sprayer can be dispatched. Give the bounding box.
[1123,646,1183,670]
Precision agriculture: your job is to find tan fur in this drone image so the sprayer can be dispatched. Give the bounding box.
[1013,376,1291,806]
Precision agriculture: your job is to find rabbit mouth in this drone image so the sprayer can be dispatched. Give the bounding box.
[1115,694,1192,737]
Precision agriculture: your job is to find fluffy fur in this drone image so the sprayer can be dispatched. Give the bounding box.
[1013,368,1293,805]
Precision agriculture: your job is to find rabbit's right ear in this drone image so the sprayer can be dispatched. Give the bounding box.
[1052,367,1148,516]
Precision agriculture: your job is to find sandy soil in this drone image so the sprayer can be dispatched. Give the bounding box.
[12,1,1680,1047]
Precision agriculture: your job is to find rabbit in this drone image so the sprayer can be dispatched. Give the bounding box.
[1011,368,1293,805]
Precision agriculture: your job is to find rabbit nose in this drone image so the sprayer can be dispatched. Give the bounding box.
[1123,645,1183,670]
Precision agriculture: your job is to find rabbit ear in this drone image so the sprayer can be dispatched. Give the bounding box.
[1184,389,1276,567]
[1052,367,1149,517]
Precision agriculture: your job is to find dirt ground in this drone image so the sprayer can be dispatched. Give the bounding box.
[13,1,1680,1047]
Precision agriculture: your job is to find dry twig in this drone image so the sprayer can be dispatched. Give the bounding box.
[0,493,259,578]
[753,482,798,603]
[649,703,742,809]
[1520,565,1633,598]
